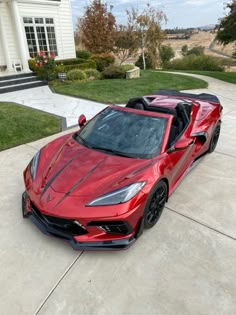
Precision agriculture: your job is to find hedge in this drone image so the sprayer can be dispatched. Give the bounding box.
[55,58,88,66]
[91,53,115,72]
[76,50,92,59]
[103,65,126,79]
[63,60,96,72]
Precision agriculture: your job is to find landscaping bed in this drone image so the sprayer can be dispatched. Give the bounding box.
[0,102,61,151]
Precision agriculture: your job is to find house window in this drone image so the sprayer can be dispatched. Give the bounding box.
[24,17,58,57]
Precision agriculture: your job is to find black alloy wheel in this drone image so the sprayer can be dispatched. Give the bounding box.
[208,121,221,153]
[144,180,168,229]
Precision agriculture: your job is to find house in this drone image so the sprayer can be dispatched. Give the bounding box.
[0,0,76,75]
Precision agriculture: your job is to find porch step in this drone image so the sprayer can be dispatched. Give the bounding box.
[0,72,48,94]
[0,80,48,94]
[0,72,35,81]
[0,75,39,87]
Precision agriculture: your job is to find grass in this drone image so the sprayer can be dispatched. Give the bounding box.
[52,70,208,104]
[0,102,61,151]
[164,70,236,85]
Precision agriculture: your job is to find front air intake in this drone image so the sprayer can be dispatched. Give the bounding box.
[88,221,133,235]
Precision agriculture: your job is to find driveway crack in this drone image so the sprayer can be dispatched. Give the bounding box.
[215,151,236,159]
[166,206,236,241]
[34,251,84,315]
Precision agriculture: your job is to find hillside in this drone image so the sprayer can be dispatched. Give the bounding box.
[164,31,235,59]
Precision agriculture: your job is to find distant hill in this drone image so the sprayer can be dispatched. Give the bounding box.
[164,31,235,59]
[197,24,216,31]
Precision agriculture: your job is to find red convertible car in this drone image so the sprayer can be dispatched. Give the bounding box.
[22,90,222,250]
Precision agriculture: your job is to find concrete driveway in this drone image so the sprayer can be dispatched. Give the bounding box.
[0,86,107,128]
[0,73,235,315]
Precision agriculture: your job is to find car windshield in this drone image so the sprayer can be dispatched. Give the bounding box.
[75,108,168,159]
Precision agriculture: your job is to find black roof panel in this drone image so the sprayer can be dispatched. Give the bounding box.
[154,90,220,103]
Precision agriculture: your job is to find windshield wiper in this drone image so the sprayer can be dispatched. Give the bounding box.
[75,134,134,158]
[89,145,134,158]
[74,133,93,149]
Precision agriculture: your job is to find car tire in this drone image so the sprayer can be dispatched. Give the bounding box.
[143,180,168,229]
[22,191,27,218]
[208,121,221,153]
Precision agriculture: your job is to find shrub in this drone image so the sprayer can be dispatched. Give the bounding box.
[232,51,236,59]
[84,69,101,80]
[181,45,188,56]
[211,57,236,67]
[165,55,224,71]
[120,64,135,72]
[103,65,126,79]
[28,59,36,71]
[91,53,115,71]
[49,64,66,80]
[28,51,56,80]
[75,60,96,70]
[67,69,86,81]
[187,46,205,56]
[63,60,96,72]
[135,54,153,69]
[159,45,175,65]
[55,58,88,66]
[102,64,135,79]
[76,50,92,59]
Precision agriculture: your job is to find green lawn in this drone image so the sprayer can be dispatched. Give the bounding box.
[52,70,208,104]
[0,102,61,151]
[164,70,236,84]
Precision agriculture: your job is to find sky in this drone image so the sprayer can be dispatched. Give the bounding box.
[71,0,227,30]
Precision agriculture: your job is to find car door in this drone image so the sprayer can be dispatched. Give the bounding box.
[165,118,196,192]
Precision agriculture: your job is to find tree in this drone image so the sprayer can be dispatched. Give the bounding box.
[114,24,139,65]
[126,4,167,69]
[135,53,153,69]
[216,0,236,45]
[181,44,188,56]
[187,46,205,56]
[159,45,175,65]
[74,18,84,49]
[79,0,116,54]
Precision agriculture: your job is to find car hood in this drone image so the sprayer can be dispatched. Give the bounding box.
[39,135,154,199]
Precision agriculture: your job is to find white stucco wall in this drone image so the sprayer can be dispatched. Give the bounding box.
[0,22,4,65]
[18,0,76,59]
[0,1,21,66]
[0,0,75,69]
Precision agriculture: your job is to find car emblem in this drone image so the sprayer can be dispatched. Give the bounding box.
[47,194,55,203]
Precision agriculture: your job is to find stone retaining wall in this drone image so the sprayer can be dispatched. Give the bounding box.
[126,66,140,79]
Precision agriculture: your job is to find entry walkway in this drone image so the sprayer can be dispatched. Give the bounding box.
[0,85,107,127]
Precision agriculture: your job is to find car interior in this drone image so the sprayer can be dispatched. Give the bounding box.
[126,96,192,147]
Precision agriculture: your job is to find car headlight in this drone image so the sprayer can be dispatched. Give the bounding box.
[30,150,41,180]
[87,182,146,206]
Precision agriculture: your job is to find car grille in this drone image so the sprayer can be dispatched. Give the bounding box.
[87,221,133,235]
[31,205,88,236]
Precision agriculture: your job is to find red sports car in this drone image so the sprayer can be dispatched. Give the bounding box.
[22,90,222,250]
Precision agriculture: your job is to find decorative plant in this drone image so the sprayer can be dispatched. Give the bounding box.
[33,51,56,80]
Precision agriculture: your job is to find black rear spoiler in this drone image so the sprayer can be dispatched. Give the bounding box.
[154,90,220,103]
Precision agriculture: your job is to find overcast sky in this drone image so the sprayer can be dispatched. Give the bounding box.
[71,0,227,30]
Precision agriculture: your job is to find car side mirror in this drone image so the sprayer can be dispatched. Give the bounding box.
[78,114,86,128]
[168,138,193,153]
